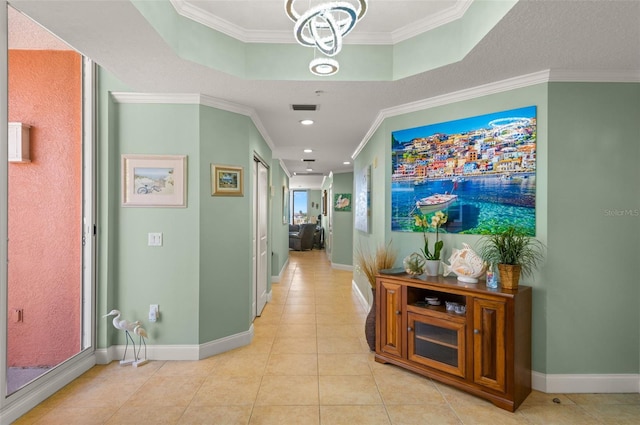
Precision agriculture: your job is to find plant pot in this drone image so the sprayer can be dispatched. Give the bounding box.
[424,259,440,276]
[364,288,376,351]
[498,264,521,289]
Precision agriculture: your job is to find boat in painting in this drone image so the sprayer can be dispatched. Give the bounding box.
[416,194,458,214]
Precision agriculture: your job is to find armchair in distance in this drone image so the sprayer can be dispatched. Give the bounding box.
[289,223,316,251]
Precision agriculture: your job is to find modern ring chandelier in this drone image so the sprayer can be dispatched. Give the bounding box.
[285,0,368,76]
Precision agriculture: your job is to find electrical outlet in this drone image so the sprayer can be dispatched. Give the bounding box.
[149,304,159,322]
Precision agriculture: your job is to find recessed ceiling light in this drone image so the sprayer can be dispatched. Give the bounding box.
[304,149,313,153]
[300,119,314,126]
[306,168,313,172]
[343,161,351,165]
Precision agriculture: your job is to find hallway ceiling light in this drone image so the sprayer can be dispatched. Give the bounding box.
[304,149,313,153]
[285,0,368,76]
[300,119,314,125]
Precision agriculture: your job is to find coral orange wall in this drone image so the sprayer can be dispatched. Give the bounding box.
[7,50,82,367]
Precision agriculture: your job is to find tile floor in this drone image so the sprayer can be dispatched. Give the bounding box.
[13,250,640,424]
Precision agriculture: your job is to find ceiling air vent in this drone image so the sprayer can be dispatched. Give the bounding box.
[302,158,316,162]
[291,104,318,111]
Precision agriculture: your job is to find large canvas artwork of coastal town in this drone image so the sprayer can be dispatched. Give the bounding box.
[391,105,537,235]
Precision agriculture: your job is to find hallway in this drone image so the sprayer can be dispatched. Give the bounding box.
[13,250,640,424]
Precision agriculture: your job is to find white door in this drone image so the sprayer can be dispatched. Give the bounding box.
[254,158,269,317]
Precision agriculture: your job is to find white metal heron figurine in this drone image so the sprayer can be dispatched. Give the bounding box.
[132,323,149,367]
[103,309,146,366]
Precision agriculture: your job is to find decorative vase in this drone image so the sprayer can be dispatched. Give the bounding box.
[365,288,376,351]
[498,264,521,289]
[403,252,425,277]
[424,259,440,276]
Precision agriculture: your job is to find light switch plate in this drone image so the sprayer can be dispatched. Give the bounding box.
[148,232,163,246]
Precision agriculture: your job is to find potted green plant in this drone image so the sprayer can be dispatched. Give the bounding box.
[355,241,397,351]
[414,210,448,275]
[478,226,545,289]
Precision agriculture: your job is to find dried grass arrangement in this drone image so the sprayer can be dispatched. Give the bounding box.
[356,240,398,289]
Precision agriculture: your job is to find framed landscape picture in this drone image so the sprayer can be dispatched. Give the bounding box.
[121,154,187,207]
[211,164,244,196]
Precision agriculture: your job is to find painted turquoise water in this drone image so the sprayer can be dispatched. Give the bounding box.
[392,174,536,235]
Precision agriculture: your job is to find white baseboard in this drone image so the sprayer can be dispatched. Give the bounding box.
[331,263,353,271]
[532,371,640,394]
[95,325,254,364]
[0,354,95,424]
[271,257,289,282]
[352,279,370,310]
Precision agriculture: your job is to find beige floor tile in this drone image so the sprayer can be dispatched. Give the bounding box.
[265,353,318,375]
[10,406,53,425]
[178,406,252,425]
[319,375,383,405]
[375,373,444,405]
[105,405,186,424]
[434,381,494,406]
[283,304,316,314]
[211,352,270,376]
[516,404,602,424]
[275,323,317,338]
[249,405,320,425]
[54,377,148,409]
[320,405,391,425]
[581,403,640,424]
[255,376,319,406]
[190,375,262,406]
[317,353,372,376]
[520,390,576,406]
[125,375,205,407]
[386,404,463,425]
[317,336,369,354]
[451,403,532,424]
[280,312,317,324]
[154,360,216,377]
[316,324,362,339]
[271,337,318,354]
[30,406,118,425]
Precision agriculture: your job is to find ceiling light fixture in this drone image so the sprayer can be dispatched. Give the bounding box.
[343,161,351,165]
[300,119,314,125]
[304,149,313,153]
[285,0,368,76]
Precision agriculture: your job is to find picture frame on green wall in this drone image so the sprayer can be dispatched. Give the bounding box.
[121,154,187,207]
[211,164,244,197]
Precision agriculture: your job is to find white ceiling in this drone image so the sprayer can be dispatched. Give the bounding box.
[8,0,640,189]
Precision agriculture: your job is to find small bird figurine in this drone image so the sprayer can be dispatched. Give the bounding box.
[133,323,149,367]
[103,309,138,365]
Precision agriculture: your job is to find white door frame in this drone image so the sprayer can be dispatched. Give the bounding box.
[252,156,269,319]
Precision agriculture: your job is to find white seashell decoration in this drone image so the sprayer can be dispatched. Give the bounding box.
[443,243,487,283]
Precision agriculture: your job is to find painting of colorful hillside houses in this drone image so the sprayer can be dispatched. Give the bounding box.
[391,106,537,235]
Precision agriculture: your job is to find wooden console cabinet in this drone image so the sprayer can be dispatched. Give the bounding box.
[375,273,531,412]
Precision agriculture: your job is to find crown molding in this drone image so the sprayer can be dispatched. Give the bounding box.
[352,68,640,158]
[171,0,473,46]
[351,69,551,158]
[390,0,473,44]
[110,92,275,151]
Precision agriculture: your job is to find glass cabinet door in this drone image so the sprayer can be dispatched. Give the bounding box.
[408,313,466,378]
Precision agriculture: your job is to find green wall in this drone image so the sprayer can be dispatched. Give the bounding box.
[353,81,640,375]
[97,70,276,348]
[330,172,354,267]
[270,162,289,278]
[545,82,640,373]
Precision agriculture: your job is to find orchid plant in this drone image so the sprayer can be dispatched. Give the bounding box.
[414,210,448,260]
